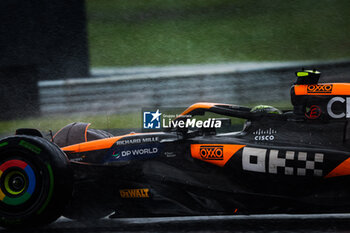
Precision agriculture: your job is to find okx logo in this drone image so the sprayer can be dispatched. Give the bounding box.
[143,109,162,129]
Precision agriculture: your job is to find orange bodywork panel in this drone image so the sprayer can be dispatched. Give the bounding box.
[178,102,231,117]
[191,144,245,167]
[294,83,350,96]
[62,133,139,153]
[84,123,91,142]
[325,157,350,178]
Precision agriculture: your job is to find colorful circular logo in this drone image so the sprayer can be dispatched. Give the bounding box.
[0,160,36,206]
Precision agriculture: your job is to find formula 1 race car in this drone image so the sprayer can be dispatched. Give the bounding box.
[1,70,350,228]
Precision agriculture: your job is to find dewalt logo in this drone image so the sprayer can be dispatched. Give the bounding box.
[119,188,150,198]
[307,84,333,94]
[199,146,223,160]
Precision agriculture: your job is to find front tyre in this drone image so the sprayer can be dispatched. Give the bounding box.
[0,136,72,229]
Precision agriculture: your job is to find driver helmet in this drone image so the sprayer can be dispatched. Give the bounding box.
[243,105,282,130]
[250,105,282,114]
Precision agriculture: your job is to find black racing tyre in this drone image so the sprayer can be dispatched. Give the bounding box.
[0,135,73,229]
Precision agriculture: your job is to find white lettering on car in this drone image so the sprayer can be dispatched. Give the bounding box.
[242,147,323,176]
[327,97,350,119]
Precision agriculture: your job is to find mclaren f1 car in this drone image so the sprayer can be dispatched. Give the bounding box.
[1,70,350,228]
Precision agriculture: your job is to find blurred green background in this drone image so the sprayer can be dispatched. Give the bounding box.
[2,0,350,135]
[87,0,350,67]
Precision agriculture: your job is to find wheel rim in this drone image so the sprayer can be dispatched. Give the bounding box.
[4,170,26,195]
[0,160,36,206]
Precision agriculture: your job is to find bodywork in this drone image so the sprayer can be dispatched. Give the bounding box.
[54,81,350,217]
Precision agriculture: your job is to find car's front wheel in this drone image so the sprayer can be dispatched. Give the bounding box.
[0,135,72,229]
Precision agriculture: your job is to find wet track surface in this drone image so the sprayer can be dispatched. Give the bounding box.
[3,214,350,233]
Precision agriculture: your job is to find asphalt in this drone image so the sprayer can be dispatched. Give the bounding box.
[3,214,350,233]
